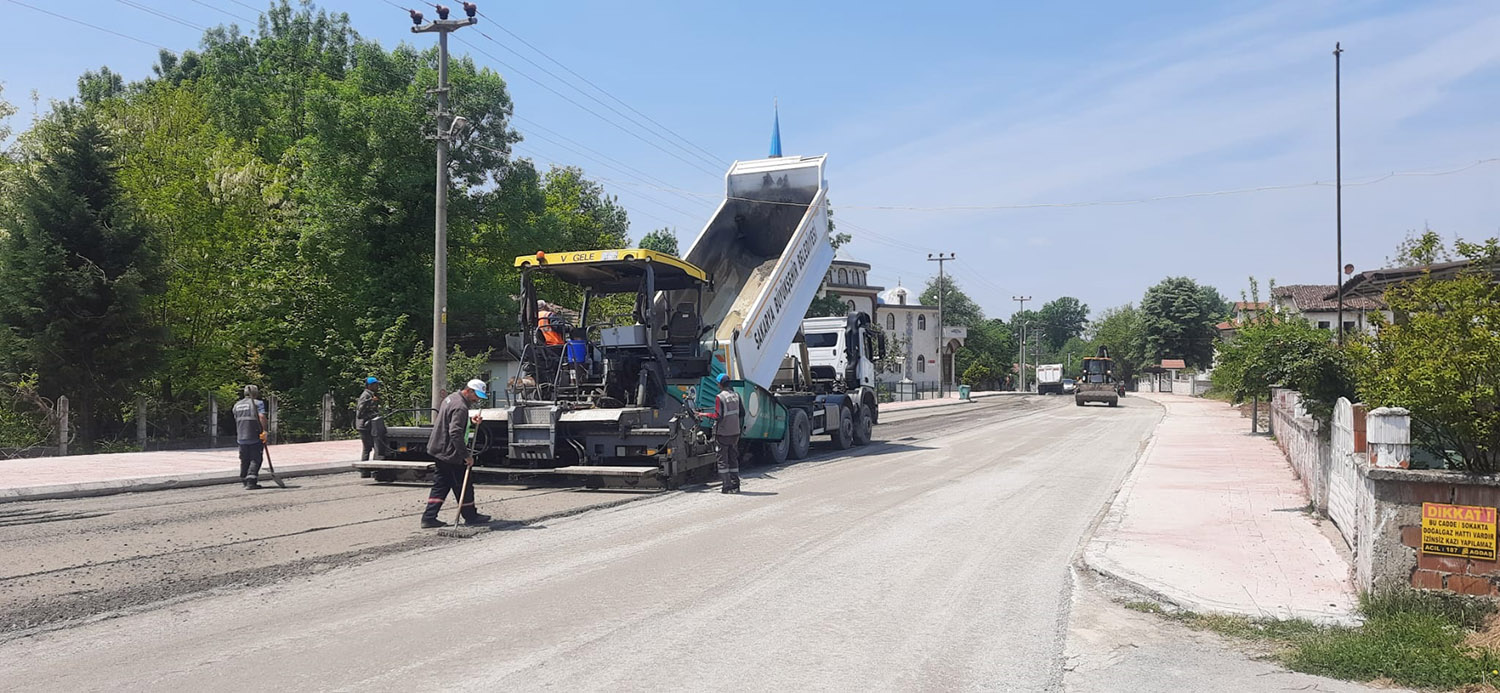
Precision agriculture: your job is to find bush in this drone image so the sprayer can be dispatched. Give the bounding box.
[1354,242,1500,472]
[1213,315,1357,421]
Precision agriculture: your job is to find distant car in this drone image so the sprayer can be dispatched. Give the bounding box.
[1061,378,1077,394]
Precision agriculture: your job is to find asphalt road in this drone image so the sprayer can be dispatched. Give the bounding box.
[1,395,1162,691]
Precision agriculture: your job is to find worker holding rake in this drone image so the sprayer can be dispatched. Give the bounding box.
[421,379,493,529]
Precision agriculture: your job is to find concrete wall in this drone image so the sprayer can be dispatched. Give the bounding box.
[1270,390,1500,596]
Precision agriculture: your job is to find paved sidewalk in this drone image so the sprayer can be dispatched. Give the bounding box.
[1084,393,1359,624]
[0,440,360,503]
[879,389,1013,414]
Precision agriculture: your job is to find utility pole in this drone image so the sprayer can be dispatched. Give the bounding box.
[1012,295,1031,391]
[928,252,956,395]
[412,4,478,410]
[1334,41,1345,346]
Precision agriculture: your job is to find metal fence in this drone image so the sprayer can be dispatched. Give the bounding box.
[876,381,950,403]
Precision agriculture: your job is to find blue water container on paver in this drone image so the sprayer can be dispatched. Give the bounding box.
[959,385,971,400]
[564,339,587,364]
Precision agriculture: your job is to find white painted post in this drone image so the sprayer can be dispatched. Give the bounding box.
[268,393,279,445]
[137,395,148,450]
[57,395,69,457]
[321,392,333,441]
[209,394,218,448]
[1367,406,1411,469]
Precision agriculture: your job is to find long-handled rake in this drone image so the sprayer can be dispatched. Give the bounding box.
[437,416,484,538]
[261,440,286,489]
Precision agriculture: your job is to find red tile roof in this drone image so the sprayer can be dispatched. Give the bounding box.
[1233,301,1267,310]
[1160,359,1186,369]
[1271,284,1384,311]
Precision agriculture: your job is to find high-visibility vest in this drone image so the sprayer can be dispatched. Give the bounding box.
[538,310,565,345]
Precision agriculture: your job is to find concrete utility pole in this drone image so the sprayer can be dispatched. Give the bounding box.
[412,4,479,410]
[1333,41,1345,346]
[1013,296,1031,391]
[928,252,955,395]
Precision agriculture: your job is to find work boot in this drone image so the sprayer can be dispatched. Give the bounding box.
[463,513,492,526]
[244,482,262,490]
[730,473,741,493]
[420,518,449,529]
[720,472,733,494]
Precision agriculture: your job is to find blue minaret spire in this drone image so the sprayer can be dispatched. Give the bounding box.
[769,99,782,158]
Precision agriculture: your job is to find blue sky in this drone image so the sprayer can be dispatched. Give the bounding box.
[3,0,1498,321]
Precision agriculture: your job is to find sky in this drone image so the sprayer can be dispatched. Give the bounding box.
[2,0,1498,322]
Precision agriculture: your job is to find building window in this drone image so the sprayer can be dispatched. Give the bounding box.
[918,315,927,330]
[837,268,848,284]
[855,270,865,285]
[886,313,895,330]
[1317,320,1331,330]
[917,355,926,373]
[1343,321,1356,333]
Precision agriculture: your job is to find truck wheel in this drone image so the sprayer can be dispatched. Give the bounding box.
[1075,399,1084,407]
[852,403,874,446]
[1109,398,1119,407]
[831,406,855,450]
[788,409,812,460]
[760,434,790,465]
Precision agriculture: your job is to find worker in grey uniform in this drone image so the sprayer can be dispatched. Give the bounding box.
[421,378,493,528]
[355,376,384,461]
[233,385,268,490]
[703,373,744,494]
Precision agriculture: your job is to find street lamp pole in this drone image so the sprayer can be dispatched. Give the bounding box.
[1334,41,1345,346]
[1012,295,1031,391]
[412,4,479,410]
[928,252,955,395]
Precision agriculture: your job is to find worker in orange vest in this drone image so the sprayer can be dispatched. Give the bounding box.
[537,300,566,346]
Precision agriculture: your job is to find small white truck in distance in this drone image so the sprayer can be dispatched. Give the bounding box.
[1036,363,1064,395]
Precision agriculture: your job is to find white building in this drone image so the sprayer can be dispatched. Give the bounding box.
[822,249,882,318]
[1270,285,1389,335]
[873,285,943,389]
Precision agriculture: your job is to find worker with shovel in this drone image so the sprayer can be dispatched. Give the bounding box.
[420,379,493,529]
[233,385,269,490]
[355,376,385,461]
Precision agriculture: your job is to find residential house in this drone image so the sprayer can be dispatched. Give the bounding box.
[1270,284,1389,335]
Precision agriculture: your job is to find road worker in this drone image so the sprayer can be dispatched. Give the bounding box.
[420,379,493,529]
[701,373,744,494]
[537,300,566,346]
[233,385,268,490]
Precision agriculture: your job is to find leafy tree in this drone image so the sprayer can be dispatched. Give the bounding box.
[961,362,995,388]
[1213,313,1355,420]
[1140,277,1223,369]
[1091,304,1144,383]
[0,107,164,448]
[1037,296,1089,351]
[77,67,126,105]
[1354,237,1500,472]
[919,275,984,328]
[955,318,1013,388]
[805,291,847,318]
[638,227,678,255]
[0,84,17,142]
[1388,227,1454,267]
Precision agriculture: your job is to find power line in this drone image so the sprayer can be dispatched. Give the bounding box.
[475,10,726,167]
[4,0,175,51]
[113,0,207,32]
[225,0,268,12]
[512,115,708,207]
[466,27,724,171]
[473,141,704,225]
[452,36,724,179]
[185,0,257,24]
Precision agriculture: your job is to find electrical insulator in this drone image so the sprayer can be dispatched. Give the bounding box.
[409,9,423,24]
[463,2,478,18]
[436,5,450,19]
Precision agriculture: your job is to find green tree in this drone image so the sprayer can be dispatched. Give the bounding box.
[955,318,1014,388]
[961,361,995,388]
[805,291,847,318]
[0,107,164,448]
[638,227,678,255]
[1090,304,1144,383]
[1140,277,1223,369]
[1037,296,1089,351]
[919,275,984,328]
[1354,237,1500,472]
[1213,313,1355,420]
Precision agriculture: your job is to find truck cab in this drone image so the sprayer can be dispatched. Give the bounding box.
[797,314,883,394]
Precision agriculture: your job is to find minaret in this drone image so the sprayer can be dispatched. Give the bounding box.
[769,99,782,158]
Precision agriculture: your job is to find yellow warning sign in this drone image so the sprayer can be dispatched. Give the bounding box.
[1421,502,1498,560]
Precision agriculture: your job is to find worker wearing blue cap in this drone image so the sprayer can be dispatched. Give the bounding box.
[355,376,385,462]
[701,373,744,493]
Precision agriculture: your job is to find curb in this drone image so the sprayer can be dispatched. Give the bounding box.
[0,462,358,504]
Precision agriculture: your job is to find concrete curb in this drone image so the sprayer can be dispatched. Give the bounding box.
[1079,409,1360,626]
[0,462,358,504]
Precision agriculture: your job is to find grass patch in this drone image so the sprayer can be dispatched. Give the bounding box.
[1130,591,1500,690]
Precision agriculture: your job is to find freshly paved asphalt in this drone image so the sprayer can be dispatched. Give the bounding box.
[3,395,1165,691]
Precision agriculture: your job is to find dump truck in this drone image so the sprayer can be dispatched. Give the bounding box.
[1035,363,1064,395]
[1075,347,1120,407]
[356,154,877,488]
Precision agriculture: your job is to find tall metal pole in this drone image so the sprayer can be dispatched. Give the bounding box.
[928,252,955,395]
[1012,296,1031,391]
[412,7,478,410]
[1334,41,1344,346]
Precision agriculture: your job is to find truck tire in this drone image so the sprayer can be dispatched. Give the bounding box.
[1075,398,1084,407]
[1108,398,1119,407]
[760,434,790,465]
[788,408,812,460]
[852,403,874,446]
[831,406,855,450]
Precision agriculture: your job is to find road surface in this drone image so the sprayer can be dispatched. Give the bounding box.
[2,395,1162,690]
